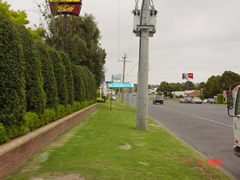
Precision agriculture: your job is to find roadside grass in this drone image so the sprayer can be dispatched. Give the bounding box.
[4,100,230,180]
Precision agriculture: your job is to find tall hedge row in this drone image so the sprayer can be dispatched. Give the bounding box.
[35,41,59,110]
[15,25,45,115]
[60,51,75,105]
[0,15,26,130]
[48,48,69,106]
[0,15,97,144]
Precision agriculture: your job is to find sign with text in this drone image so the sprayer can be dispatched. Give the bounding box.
[108,83,134,88]
[182,73,193,80]
[50,4,81,16]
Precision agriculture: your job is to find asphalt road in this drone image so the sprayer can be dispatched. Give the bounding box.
[124,94,240,179]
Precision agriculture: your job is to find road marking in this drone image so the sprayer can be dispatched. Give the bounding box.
[165,108,233,128]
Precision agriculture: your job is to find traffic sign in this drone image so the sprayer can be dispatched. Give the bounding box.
[108,83,134,88]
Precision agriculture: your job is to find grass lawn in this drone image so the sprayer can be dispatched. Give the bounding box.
[4,100,230,180]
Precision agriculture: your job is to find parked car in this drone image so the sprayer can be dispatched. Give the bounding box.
[185,97,193,103]
[192,97,202,104]
[203,99,208,103]
[179,98,185,103]
[208,98,216,104]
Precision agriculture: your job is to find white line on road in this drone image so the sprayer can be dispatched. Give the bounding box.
[165,108,233,128]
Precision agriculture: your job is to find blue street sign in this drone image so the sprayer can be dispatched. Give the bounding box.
[108,83,134,88]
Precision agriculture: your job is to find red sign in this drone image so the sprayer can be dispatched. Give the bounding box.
[50,4,82,16]
[182,73,193,80]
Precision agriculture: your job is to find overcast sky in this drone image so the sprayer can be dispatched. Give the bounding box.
[6,0,240,85]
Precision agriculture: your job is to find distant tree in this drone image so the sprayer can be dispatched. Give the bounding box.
[0,15,26,129]
[48,48,68,106]
[35,41,58,109]
[220,71,240,90]
[205,75,221,98]
[182,81,195,90]
[16,25,45,115]
[0,0,29,24]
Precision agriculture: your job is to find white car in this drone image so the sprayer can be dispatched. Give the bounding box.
[192,97,202,104]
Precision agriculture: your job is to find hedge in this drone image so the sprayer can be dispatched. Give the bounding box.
[16,25,45,115]
[35,41,59,110]
[48,48,69,106]
[0,15,26,128]
[60,51,75,105]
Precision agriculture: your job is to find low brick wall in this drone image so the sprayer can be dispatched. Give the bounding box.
[0,104,97,179]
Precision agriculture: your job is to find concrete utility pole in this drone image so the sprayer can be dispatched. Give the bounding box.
[119,53,131,102]
[136,0,150,131]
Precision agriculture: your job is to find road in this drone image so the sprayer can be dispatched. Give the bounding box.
[124,94,240,179]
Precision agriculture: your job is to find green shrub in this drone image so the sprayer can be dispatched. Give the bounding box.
[66,104,73,115]
[0,15,26,128]
[57,105,66,118]
[49,48,69,106]
[72,65,85,102]
[73,101,81,112]
[0,123,7,144]
[41,108,57,125]
[199,94,204,100]
[97,98,104,103]
[16,25,45,116]
[24,112,41,131]
[60,52,74,105]
[217,94,224,104]
[35,41,58,110]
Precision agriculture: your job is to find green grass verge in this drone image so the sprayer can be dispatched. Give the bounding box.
[4,101,230,180]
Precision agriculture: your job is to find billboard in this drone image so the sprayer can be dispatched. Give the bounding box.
[49,0,82,3]
[182,73,193,80]
[50,4,82,16]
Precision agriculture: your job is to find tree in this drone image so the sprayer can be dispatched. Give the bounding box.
[44,13,106,87]
[220,71,240,90]
[48,48,69,106]
[35,41,58,109]
[0,0,29,25]
[16,25,46,115]
[0,15,26,129]
[205,75,221,98]
[60,51,74,105]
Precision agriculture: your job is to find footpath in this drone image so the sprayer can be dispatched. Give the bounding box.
[4,101,231,180]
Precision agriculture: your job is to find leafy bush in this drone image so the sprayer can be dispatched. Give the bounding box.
[0,123,7,144]
[57,105,66,119]
[41,108,57,125]
[73,101,81,112]
[24,112,41,131]
[66,104,73,115]
[217,94,224,104]
[199,94,204,100]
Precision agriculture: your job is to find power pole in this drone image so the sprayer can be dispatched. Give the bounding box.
[119,53,131,102]
[132,0,157,131]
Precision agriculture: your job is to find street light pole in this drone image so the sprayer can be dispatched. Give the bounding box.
[136,0,150,131]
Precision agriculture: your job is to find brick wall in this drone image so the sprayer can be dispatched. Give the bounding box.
[0,104,97,179]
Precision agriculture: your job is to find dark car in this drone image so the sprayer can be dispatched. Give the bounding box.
[153,95,164,105]
[207,98,216,104]
[185,97,193,103]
